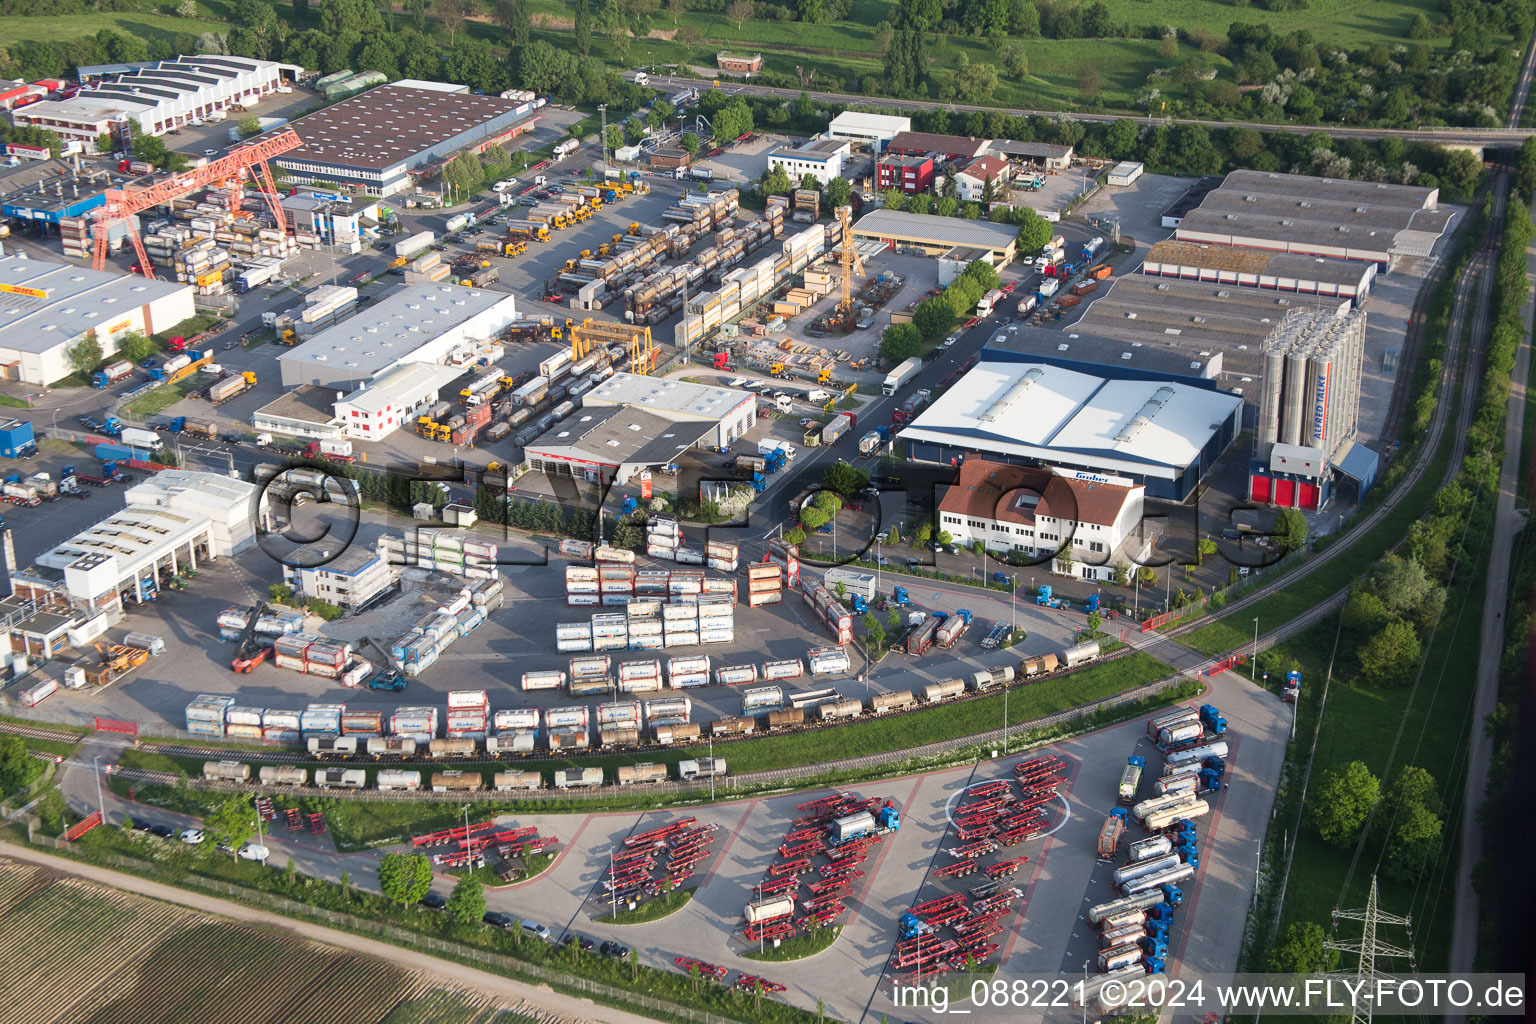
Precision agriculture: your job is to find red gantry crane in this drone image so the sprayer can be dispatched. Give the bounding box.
[92,129,304,279]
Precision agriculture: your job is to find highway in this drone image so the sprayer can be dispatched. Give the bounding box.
[627,72,1536,147]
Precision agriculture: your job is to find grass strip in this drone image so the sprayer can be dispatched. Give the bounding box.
[594,885,695,924]
[742,925,840,962]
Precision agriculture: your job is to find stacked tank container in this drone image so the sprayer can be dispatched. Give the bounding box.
[618,658,664,693]
[662,600,698,647]
[646,515,681,561]
[635,570,670,596]
[447,689,490,740]
[224,705,265,741]
[706,541,739,573]
[262,708,301,744]
[667,655,710,689]
[698,593,735,644]
[762,658,804,682]
[546,705,591,751]
[627,603,663,650]
[556,621,593,653]
[391,706,439,742]
[489,708,539,755]
[300,702,345,738]
[768,539,800,587]
[185,694,234,738]
[591,612,628,651]
[599,566,634,606]
[808,646,852,676]
[747,563,784,607]
[566,566,599,606]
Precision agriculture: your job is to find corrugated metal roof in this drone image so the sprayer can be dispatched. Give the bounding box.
[851,209,1018,252]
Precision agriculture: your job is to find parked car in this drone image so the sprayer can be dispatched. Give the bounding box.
[600,940,631,959]
[521,921,552,942]
[148,824,175,839]
[562,933,595,951]
[179,828,205,845]
[904,557,922,567]
[483,911,517,929]
[419,892,447,910]
[237,843,269,862]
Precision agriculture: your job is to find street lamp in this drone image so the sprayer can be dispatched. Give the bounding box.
[91,755,105,821]
[1010,574,1018,633]
[1251,617,1259,680]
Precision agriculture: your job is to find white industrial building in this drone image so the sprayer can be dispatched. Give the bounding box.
[899,360,1244,502]
[9,471,269,617]
[1249,308,1372,511]
[283,538,398,612]
[826,111,911,149]
[14,55,294,143]
[851,209,1019,262]
[524,373,755,484]
[937,459,1146,581]
[0,255,195,384]
[952,155,1011,203]
[278,283,519,390]
[1107,161,1144,186]
[767,139,851,185]
[332,361,467,440]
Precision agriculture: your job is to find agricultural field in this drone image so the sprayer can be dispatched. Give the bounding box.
[0,859,507,1024]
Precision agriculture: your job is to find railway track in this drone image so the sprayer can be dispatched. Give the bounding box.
[0,722,87,743]
[1164,172,1508,657]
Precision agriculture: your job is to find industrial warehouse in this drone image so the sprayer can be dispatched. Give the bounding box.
[13,55,294,143]
[1139,239,1377,304]
[898,357,1244,501]
[276,282,521,389]
[1172,168,1454,263]
[0,255,194,384]
[851,208,1019,262]
[268,83,546,197]
[522,373,756,484]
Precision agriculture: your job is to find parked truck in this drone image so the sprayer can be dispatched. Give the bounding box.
[1118,755,1145,805]
[209,371,257,405]
[1097,807,1127,860]
[857,430,885,457]
[1015,295,1038,317]
[91,360,134,388]
[235,259,284,292]
[905,614,941,656]
[119,427,161,450]
[821,413,854,446]
[882,357,922,396]
[826,802,900,846]
[934,609,972,648]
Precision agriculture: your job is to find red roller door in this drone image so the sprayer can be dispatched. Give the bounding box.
[1250,475,1271,502]
[1297,482,1320,510]
[1273,479,1295,507]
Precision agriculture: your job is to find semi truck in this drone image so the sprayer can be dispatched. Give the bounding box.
[235,258,284,292]
[826,802,900,846]
[975,288,1005,316]
[91,360,134,388]
[882,357,921,396]
[1015,295,1038,317]
[119,427,162,450]
[209,371,257,404]
[1118,756,1145,804]
[821,413,854,446]
[554,139,580,160]
[857,430,885,457]
[934,609,972,648]
[1097,807,1127,859]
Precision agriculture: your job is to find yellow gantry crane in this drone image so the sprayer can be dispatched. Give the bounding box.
[569,318,655,375]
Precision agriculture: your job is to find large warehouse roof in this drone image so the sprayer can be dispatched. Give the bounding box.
[899,361,1244,475]
[852,209,1019,255]
[526,406,712,467]
[1074,275,1352,382]
[0,255,190,353]
[1219,169,1439,210]
[1142,240,1377,293]
[278,283,517,381]
[985,324,1225,382]
[274,84,535,170]
[583,372,753,422]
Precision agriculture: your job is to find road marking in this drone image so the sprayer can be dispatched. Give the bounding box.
[693,799,756,893]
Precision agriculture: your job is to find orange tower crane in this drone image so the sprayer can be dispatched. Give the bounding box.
[836,204,864,315]
[91,129,305,279]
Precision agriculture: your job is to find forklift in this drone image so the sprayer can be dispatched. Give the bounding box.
[231,602,272,673]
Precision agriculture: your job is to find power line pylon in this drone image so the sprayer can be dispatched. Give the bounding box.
[1325,875,1417,1024]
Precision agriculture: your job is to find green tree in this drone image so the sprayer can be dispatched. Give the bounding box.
[865,619,886,651]
[961,259,1000,291]
[379,852,434,905]
[814,490,843,514]
[1195,537,1217,566]
[1267,921,1338,974]
[1358,619,1422,687]
[0,735,42,795]
[204,794,258,858]
[883,188,905,210]
[236,115,262,139]
[95,133,113,155]
[1309,761,1379,844]
[1341,587,1390,635]
[494,0,530,46]
[784,526,807,545]
[1015,208,1052,253]
[1000,42,1028,78]
[821,460,869,496]
[1105,118,1139,160]
[887,605,903,630]
[1385,799,1443,880]
[913,521,933,544]
[934,196,958,218]
[574,0,593,56]
[1517,135,1536,199]
[1363,553,1444,629]
[267,583,294,603]
[799,505,829,530]
[913,297,956,338]
[681,132,701,156]
[1272,507,1308,554]
[605,124,624,151]
[880,322,923,361]
[826,176,852,208]
[760,162,793,197]
[69,332,103,378]
[445,875,487,922]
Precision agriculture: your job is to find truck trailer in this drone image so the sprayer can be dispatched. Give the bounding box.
[882,357,921,396]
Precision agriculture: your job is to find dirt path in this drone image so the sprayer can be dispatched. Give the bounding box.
[0,841,660,1024]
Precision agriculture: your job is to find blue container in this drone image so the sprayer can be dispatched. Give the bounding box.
[94,443,152,461]
[0,418,36,458]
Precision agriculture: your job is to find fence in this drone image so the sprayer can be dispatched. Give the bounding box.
[21,838,754,1024]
